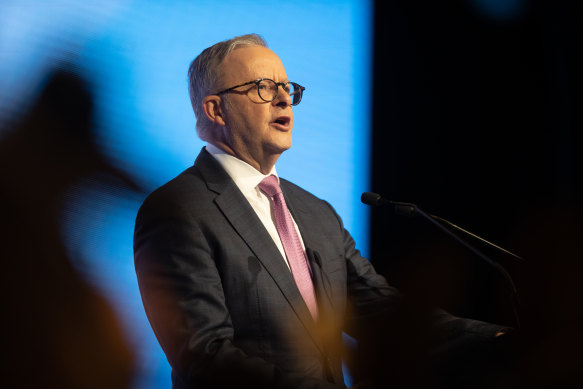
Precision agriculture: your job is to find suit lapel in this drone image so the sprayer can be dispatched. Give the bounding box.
[194,149,325,351]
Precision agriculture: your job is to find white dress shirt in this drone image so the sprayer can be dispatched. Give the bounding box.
[206,143,306,269]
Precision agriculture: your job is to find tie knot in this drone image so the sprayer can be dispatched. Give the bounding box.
[258,175,282,198]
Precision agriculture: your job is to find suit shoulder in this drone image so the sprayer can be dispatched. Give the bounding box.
[279,177,338,214]
[279,178,322,202]
[138,165,206,212]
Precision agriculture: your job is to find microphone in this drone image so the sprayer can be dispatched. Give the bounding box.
[362,191,522,327]
[361,192,522,261]
[361,192,417,216]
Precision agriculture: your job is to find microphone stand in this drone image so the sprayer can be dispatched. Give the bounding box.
[362,192,522,328]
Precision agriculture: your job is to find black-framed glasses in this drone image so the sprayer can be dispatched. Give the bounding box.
[215,78,305,106]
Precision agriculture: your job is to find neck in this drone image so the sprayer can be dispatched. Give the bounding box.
[208,141,279,175]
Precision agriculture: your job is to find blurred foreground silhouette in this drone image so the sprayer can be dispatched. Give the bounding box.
[0,68,138,388]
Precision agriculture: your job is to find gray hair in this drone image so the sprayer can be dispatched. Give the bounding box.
[187,34,267,141]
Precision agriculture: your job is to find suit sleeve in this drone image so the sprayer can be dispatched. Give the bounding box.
[134,194,344,389]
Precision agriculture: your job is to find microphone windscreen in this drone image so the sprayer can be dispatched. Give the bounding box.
[361,192,382,206]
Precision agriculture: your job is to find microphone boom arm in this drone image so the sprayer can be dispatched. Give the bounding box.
[362,191,521,328]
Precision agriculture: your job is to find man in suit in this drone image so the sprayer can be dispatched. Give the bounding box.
[134,34,508,389]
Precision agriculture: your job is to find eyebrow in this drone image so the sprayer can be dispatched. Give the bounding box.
[257,77,290,83]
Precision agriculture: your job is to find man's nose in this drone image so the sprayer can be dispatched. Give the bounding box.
[273,85,292,107]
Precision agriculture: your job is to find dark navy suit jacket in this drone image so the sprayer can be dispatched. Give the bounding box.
[134,148,401,388]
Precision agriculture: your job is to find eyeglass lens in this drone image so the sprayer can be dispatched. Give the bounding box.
[257,79,302,105]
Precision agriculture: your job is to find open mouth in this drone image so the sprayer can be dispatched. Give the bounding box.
[273,116,291,126]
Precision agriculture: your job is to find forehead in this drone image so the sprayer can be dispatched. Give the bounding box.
[220,46,288,84]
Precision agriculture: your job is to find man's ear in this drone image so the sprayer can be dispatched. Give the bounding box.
[202,95,226,126]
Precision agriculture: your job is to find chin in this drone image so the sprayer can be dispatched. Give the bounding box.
[279,141,292,152]
[266,141,291,155]
[270,136,292,153]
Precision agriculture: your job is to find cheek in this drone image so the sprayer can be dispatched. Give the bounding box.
[257,109,273,128]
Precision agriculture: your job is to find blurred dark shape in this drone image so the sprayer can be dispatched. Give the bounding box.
[0,67,138,388]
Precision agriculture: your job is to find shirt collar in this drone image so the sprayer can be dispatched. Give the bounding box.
[206,143,279,193]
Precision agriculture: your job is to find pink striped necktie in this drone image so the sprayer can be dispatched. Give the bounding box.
[258,175,318,320]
